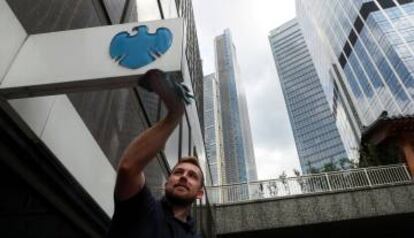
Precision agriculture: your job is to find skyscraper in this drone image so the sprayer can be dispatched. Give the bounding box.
[296,0,414,156]
[269,19,350,173]
[203,73,224,186]
[214,29,257,184]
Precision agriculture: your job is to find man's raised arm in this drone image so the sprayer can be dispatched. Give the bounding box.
[114,70,185,201]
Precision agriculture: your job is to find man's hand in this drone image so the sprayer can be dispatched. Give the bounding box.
[139,69,186,115]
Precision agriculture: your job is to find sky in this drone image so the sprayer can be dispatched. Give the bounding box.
[192,0,301,179]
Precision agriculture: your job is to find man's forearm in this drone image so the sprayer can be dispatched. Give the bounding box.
[115,108,183,200]
[119,111,182,171]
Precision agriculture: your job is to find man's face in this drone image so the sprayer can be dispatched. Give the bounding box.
[165,162,204,206]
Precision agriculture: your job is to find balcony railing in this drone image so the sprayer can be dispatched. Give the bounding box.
[206,164,413,204]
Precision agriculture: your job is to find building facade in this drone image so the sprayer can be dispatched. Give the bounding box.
[269,19,350,173]
[296,0,414,155]
[1,0,213,237]
[214,29,258,184]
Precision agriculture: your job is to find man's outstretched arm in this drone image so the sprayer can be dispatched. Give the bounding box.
[115,70,185,201]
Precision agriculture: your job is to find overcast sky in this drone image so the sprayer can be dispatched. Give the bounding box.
[193,0,301,179]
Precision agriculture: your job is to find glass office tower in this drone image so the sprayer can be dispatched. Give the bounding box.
[296,0,414,144]
[214,29,258,183]
[269,19,350,173]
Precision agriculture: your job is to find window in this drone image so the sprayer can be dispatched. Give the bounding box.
[181,115,190,156]
[164,125,180,167]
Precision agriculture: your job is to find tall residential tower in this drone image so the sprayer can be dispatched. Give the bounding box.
[214,29,258,183]
[203,73,224,186]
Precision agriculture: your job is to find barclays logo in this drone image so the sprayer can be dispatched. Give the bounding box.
[109,25,173,69]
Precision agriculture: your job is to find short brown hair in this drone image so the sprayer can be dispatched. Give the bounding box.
[171,156,205,187]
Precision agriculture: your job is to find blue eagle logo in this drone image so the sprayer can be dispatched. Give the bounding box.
[109,25,173,69]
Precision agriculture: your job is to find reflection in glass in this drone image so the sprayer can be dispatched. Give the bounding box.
[164,125,180,167]
[181,116,190,156]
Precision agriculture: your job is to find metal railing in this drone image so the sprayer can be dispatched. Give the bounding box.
[206,164,413,204]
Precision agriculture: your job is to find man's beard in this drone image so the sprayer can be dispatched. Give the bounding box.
[165,188,196,207]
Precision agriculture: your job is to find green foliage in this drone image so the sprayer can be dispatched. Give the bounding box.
[359,142,380,167]
[359,141,402,167]
[309,167,320,174]
[338,157,358,169]
[306,161,321,174]
[304,158,358,174]
[278,171,287,180]
[322,162,338,172]
[293,169,301,177]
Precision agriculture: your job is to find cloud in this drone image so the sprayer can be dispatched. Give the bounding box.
[246,69,294,150]
[255,145,301,180]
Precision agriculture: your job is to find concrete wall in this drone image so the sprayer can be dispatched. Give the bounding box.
[214,183,414,235]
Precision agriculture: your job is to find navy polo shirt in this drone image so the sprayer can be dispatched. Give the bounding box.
[107,185,201,238]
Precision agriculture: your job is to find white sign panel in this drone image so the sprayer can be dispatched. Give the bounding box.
[0,18,184,98]
[0,0,27,83]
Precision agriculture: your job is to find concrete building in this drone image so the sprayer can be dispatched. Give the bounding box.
[296,0,414,160]
[0,0,214,237]
[214,29,258,184]
[269,19,350,173]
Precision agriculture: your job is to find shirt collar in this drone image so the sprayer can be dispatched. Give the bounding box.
[161,196,197,232]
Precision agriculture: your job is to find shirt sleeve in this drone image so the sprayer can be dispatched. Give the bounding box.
[106,185,158,237]
[113,185,157,217]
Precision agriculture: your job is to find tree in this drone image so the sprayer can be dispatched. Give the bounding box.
[322,162,338,172]
[338,158,358,170]
[293,169,301,177]
[307,161,321,174]
[278,171,290,195]
[293,169,306,193]
[278,171,287,180]
[359,142,380,167]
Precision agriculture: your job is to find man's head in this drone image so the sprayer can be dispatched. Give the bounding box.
[164,156,204,206]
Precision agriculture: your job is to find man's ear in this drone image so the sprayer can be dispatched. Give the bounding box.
[196,188,204,199]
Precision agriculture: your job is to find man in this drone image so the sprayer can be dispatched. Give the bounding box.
[107,70,204,238]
